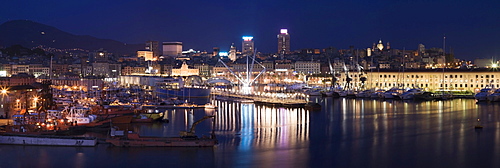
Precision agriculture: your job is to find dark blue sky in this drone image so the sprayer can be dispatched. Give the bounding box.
[1,0,499,59]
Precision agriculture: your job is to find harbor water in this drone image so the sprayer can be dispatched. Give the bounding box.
[1,97,500,168]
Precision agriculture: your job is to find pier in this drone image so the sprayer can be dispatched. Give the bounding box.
[211,90,312,108]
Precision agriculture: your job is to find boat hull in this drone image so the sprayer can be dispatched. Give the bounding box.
[0,134,97,146]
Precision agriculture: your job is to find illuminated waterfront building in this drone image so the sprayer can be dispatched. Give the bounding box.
[337,69,500,93]
[277,29,290,55]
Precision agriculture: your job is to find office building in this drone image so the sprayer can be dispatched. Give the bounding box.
[162,42,183,57]
[145,41,160,58]
[277,29,290,55]
[242,36,254,57]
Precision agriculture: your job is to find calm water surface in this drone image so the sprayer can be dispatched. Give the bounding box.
[1,98,500,168]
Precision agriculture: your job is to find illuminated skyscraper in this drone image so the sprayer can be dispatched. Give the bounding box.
[242,36,254,56]
[277,29,290,54]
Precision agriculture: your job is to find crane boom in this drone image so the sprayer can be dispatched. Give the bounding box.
[180,115,215,137]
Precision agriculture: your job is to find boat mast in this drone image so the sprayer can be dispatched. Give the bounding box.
[402,47,405,89]
[442,35,446,96]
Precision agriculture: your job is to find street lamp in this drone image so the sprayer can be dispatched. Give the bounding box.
[33,96,39,109]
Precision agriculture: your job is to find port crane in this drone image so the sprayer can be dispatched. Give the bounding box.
[179,115,215,138]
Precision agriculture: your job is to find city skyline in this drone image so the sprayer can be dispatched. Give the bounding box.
[0,0,499,59]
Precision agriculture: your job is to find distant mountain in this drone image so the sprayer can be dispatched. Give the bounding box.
[0,20,144,55]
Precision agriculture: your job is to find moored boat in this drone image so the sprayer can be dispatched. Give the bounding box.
[474,88,492,102]
[400,88,424,100]
[356,90,374,98]
[413,92,435,101]
[487,89,500,102]
[381,88,402,99]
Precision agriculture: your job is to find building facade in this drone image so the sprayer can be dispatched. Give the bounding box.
[171,62,199,77]
[358,69,500,92]
[294,61,321,74]
[137,50,155,61]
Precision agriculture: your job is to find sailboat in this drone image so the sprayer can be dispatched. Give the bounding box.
[435,36,453,100]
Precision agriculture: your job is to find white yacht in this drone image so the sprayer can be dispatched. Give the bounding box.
[370,89,385,99]
[475,88,493,102]
[487,89,500,102]
[356,90,374,98]
[381,88,402,99]
[400,88,424,100]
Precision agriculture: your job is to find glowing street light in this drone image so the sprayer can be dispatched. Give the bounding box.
[33,96,39,109]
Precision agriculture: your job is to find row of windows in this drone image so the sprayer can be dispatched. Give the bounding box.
[373,79,500,83]
[377,74,496,79]
[374,83,499,88]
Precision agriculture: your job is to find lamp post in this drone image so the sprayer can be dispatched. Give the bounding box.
[33,96,39,109]
[0,87,8,118]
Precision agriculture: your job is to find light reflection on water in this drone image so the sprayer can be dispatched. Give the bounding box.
[2,98,500,167]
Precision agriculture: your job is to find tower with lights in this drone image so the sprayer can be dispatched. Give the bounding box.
[242,36,254,57]
[277,29,290,55]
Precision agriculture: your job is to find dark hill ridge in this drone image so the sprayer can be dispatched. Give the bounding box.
[0,20,143,55]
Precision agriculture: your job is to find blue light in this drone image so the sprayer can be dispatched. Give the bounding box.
[219,52,228,56]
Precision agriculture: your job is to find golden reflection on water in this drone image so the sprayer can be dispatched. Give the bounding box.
[207,98,500,167]
[330,98,494,164]
[214,101,309,149]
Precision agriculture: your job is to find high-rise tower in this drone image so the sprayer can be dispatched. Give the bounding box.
[277,29,290,55]
[145,41,160,58]
[242,36,254,56]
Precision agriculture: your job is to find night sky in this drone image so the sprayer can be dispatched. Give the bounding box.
[1,0,498,60]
